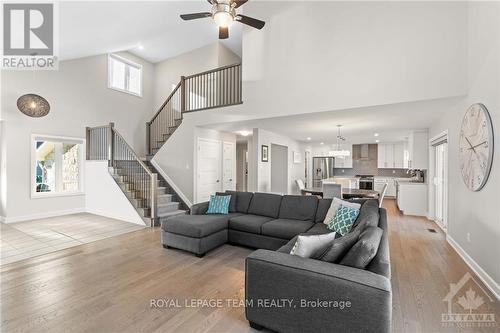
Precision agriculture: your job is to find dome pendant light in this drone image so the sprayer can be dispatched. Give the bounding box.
[17,94,50,117]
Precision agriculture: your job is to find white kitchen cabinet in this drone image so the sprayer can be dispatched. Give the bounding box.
[378,143,405,169]
[374,177,396,197]
[334,144,353,168]
[406,131,428,170]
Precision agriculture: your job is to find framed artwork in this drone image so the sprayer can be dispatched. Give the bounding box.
[261,145,269,162]
[293,151,301,164]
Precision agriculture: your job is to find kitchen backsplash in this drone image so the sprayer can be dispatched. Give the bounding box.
[332,144,413,178]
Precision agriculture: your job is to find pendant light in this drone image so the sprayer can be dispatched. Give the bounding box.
[329,125,350,158]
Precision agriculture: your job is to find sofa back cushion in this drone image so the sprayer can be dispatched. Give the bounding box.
[216,192,237,213]
[315,199,332,223]
[367,208,391,278]
[279,195,318,221]
[247,192,283,218]
[226,191,254,213]
[351,199,380,232]
[340,226,383,269]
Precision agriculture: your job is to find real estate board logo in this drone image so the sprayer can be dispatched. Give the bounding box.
[2,2,58,70]
[442,272,497,328]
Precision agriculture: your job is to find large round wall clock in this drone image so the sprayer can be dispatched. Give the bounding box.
[459,103,494,191]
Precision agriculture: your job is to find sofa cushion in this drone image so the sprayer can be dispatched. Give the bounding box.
[216,192,237,213]
[228,214,274,234]
[351,199,380,232]
[161,215,229,238]
[315,199,333,223]
[340,226,383,269]
[226,190,253,213]
[206,194,231,214]
[290,232,337,258]
[305,223,332,235]
[320,229,361,263]
[261,219,314,240]
[278,195,318,221]
[247,192,283,218]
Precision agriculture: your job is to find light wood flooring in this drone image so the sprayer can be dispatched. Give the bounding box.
[0,199,498,332]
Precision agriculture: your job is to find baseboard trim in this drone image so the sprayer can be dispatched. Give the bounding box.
[3,208,86,223]
[447,235,499,300]
[0,216,5,223]
[150,159,193,207]
[85,208,146,226]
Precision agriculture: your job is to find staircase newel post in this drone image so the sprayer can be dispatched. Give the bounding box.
[180,76,186,115]
[108,122,115,168]
[150,173,158,227]
[85,127,90,160]
[146,121,151,155]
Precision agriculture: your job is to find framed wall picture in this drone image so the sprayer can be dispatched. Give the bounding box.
[293,151,301,164]
[261,145,269,162]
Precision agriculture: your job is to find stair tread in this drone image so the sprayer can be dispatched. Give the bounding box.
[158,202,179,207]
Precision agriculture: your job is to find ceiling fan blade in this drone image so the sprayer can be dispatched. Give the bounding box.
[207,0,218,4]
[219,26,229,39]
[180,12,212,21]
[232,0,248,8]
[235,15,265,29]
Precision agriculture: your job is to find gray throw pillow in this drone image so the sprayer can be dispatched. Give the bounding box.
[340,227,383,269]
[320,230,360,263]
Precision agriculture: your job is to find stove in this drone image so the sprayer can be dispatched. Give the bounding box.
[356,175,374,190]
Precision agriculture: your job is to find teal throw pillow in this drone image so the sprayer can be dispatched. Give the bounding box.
[327,205,359,236]
[206,195,231,214]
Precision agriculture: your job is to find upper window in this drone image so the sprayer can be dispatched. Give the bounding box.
[108,54,142,97]
[31,135,85,198]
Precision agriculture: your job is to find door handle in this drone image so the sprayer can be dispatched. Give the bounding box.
[229,179,233,181]
[216,180,220,183]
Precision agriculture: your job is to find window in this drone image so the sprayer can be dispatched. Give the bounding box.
[108,54,142,96]
[31,135,85,198]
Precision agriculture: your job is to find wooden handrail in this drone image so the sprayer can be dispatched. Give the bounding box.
[184,63,241,80]
[149,82,181,124]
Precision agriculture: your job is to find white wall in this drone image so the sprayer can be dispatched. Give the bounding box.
[239,1,467,119]
[249,128,305,195]
[1,52,155,221]
[85,161,145,225]
[429,1,499,295]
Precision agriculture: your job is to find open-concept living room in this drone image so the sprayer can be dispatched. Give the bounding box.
[1,1,499,332]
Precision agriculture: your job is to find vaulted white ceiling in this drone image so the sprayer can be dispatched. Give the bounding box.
[59,1,242,63]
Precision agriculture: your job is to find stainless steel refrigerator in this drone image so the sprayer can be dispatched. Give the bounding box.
[312,157,335,187]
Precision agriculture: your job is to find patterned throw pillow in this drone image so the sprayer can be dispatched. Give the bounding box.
[327,205,360,236]
[206,195,231,214]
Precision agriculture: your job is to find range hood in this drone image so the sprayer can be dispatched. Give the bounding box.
[354,144,371,160]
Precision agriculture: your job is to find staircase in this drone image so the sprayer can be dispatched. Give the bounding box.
[85,63,242,227]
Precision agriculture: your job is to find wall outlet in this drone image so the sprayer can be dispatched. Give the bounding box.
[467,233,471,243]
[342,169,345,173]
[392,170,396,174]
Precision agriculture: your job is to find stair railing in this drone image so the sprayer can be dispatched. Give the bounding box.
[86,123,157,226]
[146,63,242,155]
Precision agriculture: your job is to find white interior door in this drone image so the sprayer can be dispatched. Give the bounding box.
[222,141,235,191]
[197,138,221,203]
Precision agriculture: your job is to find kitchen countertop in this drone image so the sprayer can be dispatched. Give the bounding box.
[396,179,427,185]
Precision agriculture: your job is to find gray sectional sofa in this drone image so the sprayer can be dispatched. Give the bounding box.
[161,191,391,333]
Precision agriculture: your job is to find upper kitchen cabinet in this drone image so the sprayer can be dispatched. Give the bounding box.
[405,130,429,169]
[334,144,353,168]
[378,142,404,168]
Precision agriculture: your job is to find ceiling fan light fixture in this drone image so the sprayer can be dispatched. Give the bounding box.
[213,10,233,27]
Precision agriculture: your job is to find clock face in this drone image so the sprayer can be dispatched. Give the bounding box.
[459,103,494,191]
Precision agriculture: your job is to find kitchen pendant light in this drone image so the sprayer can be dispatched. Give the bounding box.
[329,125,350,158]
[17,94,50,117]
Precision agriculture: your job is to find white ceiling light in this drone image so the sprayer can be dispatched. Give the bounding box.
[320,142,324,145]
[329,125,350,158]
[213,10,233,27]
[306,137,312,141]
[375,139,380,143]
[374,133,379,137]
[137,44,144,50]
[237,130,251,137]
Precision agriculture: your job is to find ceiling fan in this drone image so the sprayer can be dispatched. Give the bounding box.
[180,0,265,39]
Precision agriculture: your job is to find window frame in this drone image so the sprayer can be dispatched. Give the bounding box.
[107,53,143,97]
[31,134,86,199]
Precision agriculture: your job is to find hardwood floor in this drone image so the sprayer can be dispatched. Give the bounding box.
[1,199,498,332]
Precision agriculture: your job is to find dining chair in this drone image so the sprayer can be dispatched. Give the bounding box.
[379,183,388,208]
[296,179,306,194]
[322,183,342,199]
